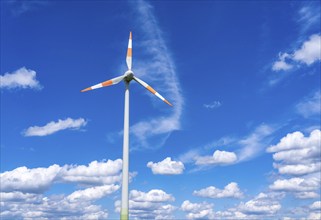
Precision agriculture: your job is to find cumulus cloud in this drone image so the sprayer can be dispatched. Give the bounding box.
[128,0,183,149]
[267,130,321,199]
[1,190,109,219]
[67,185,120,202]
[237,193,281,215]
[193,182,243,199]
[130,189,174,203]
[296,90,321,118]
[310,201,321,210]
[307,200,321,219]
[195,150,237,166]
[267,129,321,176]
[0,67,42,90]
[269,175,320,193]
[23,118,87,137]
[272,53,293,71]
[1,164,61,193]
[181,200,215,219]
[181,193,285,219]
[60,159,123,186]
[147,157,184,175]
[115,189,176,219]
[272,34,321,72]
[0,159,124,219]
[292,34,321,65]
[0,159,123,194]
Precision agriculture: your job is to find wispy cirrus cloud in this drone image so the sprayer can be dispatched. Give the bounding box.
[23,118,87,137]
[0,67,42,90]
[6,0,50,16]
[180,124,275,169]
[203,101,222,110]
[296,90,321,118]
[297,3,321,35]
[128,0,183,150]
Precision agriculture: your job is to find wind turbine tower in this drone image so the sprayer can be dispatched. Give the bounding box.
[81,32,172,220]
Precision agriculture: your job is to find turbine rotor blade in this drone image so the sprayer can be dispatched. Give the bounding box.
[133,76,173,106]
[81,75,124,92]
[126,32,132,70]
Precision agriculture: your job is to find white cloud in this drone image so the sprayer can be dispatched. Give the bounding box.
[267,129,320,153]
[272,34,321,72]
[0,164,61,193]
[67,184,119,202]
[0,159,124,219]
[294,191,319,199]
[296,91,321,118]
[308,212,321,220]
[273,163,321,176]
[0,159,123,194]
[293,34,321,65]
[128,0,183,149]
[0,67,42,89]
[272,53,293,71]
[310,201,321,210]
[1,190,109,219]
[183,193,285,219]
[115,189,176,219]
[269,176,320,193]
[23,118,87,137]
[0,191,42,202]
[147,157,184,175]
[267,129,321,176]
[195,150,237,166]
[308,201,321,219]
[130,189,174,202]
[267,130,321,200]
[203,101,222,109]
[60,159,123,186]
[193,182,243,199]
[181,200,215,220]
[238,193,281,215]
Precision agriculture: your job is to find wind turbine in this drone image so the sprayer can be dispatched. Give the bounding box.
[81,32,172,220]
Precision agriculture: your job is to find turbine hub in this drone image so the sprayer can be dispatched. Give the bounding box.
[124,70,134,83]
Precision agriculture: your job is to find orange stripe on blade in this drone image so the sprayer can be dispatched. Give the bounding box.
[102,80,113,87]
[147,86,156,94]
[127,48,132,57]
[129,32,132,39]
[81,87,92,92]
[164,99,173,106]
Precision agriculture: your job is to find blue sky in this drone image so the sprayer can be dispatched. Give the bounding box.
[1,0,320,219]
